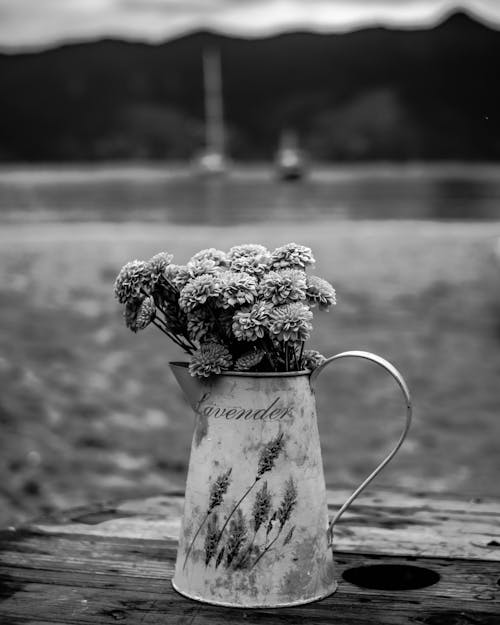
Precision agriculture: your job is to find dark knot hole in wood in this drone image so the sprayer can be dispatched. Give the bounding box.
[342,564,440,591]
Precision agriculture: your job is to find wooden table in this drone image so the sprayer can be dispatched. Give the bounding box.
[1,488,499,624]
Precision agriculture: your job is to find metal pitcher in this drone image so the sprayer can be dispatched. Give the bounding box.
[170,350,412,608]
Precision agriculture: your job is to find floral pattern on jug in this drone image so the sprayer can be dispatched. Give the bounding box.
[182,433,299,572]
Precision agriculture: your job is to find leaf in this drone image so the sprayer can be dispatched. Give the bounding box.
[283,525,295,546]
[215,547,225,568]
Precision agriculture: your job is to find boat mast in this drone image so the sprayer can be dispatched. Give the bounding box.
[203,47,225,157]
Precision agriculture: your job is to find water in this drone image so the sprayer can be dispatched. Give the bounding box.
[1,163,499,223]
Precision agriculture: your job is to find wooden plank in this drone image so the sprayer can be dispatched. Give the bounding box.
[29,494,185,541]
[1,546,500,624]
[1,544,499,606]
[1,490,499,624]
[0,529,498,603]
[326,489,500,561]
[0,531,176,580]
[28,489,500,561]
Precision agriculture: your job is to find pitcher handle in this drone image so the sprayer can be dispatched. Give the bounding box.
[309,350,412,547]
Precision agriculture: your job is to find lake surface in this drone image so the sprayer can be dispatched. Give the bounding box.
[1,163,499,224]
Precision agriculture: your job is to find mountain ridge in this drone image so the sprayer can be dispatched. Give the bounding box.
[0,11,498,161]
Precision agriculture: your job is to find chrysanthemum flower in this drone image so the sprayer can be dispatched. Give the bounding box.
[189,342,233,378]
[147,252,174,281]
[228,244,269,260]
[232,301,273,341]
[135,296,156,330]
[187,258,221,278]
[187,307,232,343]
[164,264,192,290]
[302,349,327,371]
[229,254,270,277]
[234,348,266,371]
[114,260,153,303]
[268,302,313,342]
[190,248,228,267]
[306,276,336,310]
[259,269,307,305]
[124,296,156,332]
[186,308,215,342]
[116,243,334,375]
[179,274,223,312]
[270,243,315,270]
[123,298,142,331]
[166,260,222,292]
[219,271,258,308]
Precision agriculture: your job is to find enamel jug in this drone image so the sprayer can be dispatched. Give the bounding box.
[170,350,412,608]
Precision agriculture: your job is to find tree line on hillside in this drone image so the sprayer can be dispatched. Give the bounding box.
[0,12,498,162]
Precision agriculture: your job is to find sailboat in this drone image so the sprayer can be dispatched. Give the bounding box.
[193,47,229,175]
[274,129,307,181]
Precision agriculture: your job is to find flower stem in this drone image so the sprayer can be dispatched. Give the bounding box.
[139,286,193,352]
[152,319,173,338]
[250,527,283,571]
[156,306,195,350]
[158,318,194,353]
[153,320,193,353]
[214,478,259,552]
[182,511,210,570]
[208,303,229,341]
[235,527,261,569]
[183,332,198,351]
[299,341,305,369]
[260,338,277,371]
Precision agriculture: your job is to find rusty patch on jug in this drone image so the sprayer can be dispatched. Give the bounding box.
[193,391,211,446]
[280,534,334,599]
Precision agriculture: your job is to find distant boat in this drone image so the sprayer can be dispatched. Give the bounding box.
[274,129,307,181]
[193,47,229,175]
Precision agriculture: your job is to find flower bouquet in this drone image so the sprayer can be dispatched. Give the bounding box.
[113,243,336,378]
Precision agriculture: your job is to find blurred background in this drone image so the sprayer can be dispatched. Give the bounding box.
[1,0,500,527]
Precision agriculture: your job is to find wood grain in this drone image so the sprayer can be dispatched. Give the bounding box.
[1,489,499,624]
[29,489,500,560]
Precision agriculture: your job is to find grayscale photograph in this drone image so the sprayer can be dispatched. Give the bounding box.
[0,1,499,622]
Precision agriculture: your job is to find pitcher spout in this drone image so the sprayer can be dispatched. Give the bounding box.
[169,362,207,410]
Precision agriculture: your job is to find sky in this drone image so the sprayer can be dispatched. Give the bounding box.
[0,0,499,50]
